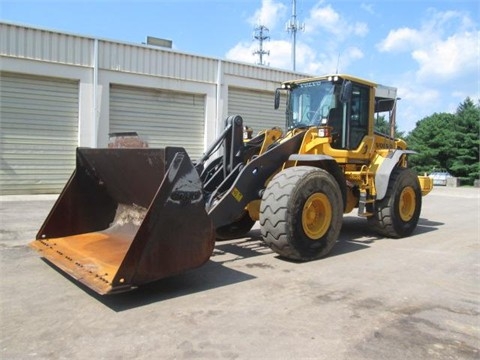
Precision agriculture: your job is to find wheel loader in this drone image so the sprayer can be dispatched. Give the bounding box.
[30,74,433,295]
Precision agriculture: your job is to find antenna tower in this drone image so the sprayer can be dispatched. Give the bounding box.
[253,25,270,66]
[286,0,304,71]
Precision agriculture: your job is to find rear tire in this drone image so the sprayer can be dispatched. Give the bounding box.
[368,167,422,238]
[260,166,343,261]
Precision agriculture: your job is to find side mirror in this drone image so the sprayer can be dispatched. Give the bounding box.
[340,80,352,103]
[274,88,281,109]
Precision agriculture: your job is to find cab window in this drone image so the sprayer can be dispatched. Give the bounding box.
[348,85,369,149]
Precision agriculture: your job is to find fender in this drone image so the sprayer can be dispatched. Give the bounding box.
[288,154,347,211]
[375,150,416,200]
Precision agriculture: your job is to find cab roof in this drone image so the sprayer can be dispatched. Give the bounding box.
[282,74,397,101]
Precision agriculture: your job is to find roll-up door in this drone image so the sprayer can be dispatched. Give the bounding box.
[228,87,287,136]
[0,72,78,195]
[110,85,205,159]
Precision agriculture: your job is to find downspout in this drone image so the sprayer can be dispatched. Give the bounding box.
[215,59,224,139]
[92,38,99,147]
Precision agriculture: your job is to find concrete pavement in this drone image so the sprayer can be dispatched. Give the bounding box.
[0,187,479,359]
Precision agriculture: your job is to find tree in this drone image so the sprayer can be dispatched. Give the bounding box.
[374,115,405,138]
[449,98,480,184]
[406,98,479,185]
[406,113,455,173]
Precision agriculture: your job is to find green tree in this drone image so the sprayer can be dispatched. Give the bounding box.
[407,98,479,185]
[374,115,405,138]
[449,98,480,184]
[406,113,455,173]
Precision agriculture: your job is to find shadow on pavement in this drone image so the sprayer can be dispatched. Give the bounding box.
[415,218,444,235]
[40,216,444,311]
[44,258,255,312]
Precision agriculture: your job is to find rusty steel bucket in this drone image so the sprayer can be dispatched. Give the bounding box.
[29,147,215,295]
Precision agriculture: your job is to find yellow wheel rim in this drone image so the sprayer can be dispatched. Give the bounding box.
[302,193,332,240]
[399,187,416,222]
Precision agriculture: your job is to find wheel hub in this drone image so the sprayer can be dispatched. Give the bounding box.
[399,186,416,222]
[302,193,332,240]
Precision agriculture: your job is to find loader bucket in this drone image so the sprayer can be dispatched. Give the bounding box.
[29,147,215,295]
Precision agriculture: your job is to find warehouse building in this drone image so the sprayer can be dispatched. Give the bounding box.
[0,22,308,195]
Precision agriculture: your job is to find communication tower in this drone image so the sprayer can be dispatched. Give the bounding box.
[286,0,304,71]
[253,25,270,66]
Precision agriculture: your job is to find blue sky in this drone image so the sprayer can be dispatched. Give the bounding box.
[2,0,479,132]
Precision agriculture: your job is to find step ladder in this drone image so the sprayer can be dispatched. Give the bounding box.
[357,165,375,217]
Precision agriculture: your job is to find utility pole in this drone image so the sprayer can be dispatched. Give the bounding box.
[286,0,304,71]
[253,25,270,66]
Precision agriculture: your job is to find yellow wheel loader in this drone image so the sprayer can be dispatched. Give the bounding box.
[30,74,433,294]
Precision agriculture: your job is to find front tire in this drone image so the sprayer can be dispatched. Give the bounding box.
[368,167,422,238]
[260,166,343,261]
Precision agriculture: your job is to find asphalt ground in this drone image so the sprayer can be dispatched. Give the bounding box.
[0,186,479,359]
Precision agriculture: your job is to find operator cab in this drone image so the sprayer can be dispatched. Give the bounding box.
[276,75,370,150]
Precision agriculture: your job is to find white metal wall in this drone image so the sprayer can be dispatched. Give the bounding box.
[110,85,206,159]
[228,87,287,135]
[0,22,310,194]
[0,72,78,194]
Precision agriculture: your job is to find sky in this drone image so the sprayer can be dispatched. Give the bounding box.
[1,0,479,133]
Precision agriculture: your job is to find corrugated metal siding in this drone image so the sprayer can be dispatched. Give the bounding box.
[110,85,205,159]
[228,87,287,135]
[0,72,78,194]
[223,61,306,84]
[100,41,218,82]
[0,22,92,66]
[0,22,310,85]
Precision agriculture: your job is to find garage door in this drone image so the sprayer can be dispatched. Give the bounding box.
[110,85,205,159]
[0,72,78,195]
[228,87,287,136]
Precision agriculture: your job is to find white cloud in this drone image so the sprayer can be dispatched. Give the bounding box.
[413,31,479,81]
[396,83,442,132]
[399,83,441,105]
[353,22,369,37]
[451,89,479,102]
[248,0,287,30]
[377,28,422,52]
[226,37,365,75]
[225,41,257,65]
[226,1,369,72]
[425,9,476,35]
[225,39,291,69]
[305,3,369,39]
[377,9,479,82]
[360,3,375,15]
[306,4,341,35]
